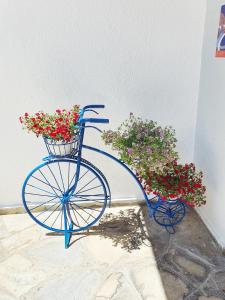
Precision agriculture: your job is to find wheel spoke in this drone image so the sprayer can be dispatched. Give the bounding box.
[76,177,97,194]
[25,192,58,198]
[51,206,63,227]
[70,203,89,225]
[67,162,71,190]
[173,207,184,214]
[35,201,59,218]
[70,197,104,204]
[69,203,101,212]
[156,206,168,214]
[71,202,96,219]
[27,184,57,196]
[155,212,167,217]
[30,196,58,211]
[60,205,63,230]
[39,169,62,197]
[69,203,80,227]
[76,185,103,194]
[74,194,105,199]
[155,214,167,220]
[31,175,62,193]
[46,164,63,195]
[57,161,65,193]
[77,169,90,184]
[68,169,90,191]
[68,172,76,190]
[42,203,62,224]
[170,204,179,211]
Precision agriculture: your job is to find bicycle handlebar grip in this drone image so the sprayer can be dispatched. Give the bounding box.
[83,104,105,110]
[79,118,109,124]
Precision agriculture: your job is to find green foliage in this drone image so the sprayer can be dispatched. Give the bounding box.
[102,113,178,177]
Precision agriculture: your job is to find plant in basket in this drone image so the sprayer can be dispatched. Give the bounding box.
[102,113,207,208]
[141,160,206,207]
[102,113,178,176]
[19,105,80,156]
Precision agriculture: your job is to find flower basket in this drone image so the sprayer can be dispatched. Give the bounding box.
[44,134,80,157]
[19,105,81,157]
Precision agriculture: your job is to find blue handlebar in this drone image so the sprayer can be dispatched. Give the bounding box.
[79,118,109,124]
[83,104,105,110]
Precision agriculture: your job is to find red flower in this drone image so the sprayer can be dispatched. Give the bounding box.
[180,199,195,208]
[20,105,80,142]
[193,183,201,189]
[141,160,206,207]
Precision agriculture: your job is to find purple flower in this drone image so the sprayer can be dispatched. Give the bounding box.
[147,147,152,154]
[127,148,133,155]
[157,127,164,138]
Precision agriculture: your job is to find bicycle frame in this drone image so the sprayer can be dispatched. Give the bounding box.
[22,104,186,249]
[64,106,153,213]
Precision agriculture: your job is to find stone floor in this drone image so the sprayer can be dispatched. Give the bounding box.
[0,206,167,300]
[142,205,225,300]
[1,204,225,300]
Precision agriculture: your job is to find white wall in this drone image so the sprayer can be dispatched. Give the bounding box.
[195,0,225,247]
[0,0,206,206]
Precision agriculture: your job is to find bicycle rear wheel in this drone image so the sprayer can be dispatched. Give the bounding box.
[153,200,185,232]
[22,159,108,233]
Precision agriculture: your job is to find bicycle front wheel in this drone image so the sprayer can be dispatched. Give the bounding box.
[22,159,108,233]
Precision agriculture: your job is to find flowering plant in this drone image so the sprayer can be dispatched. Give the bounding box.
[141,160,206,207]
[102,113,178,176]
[19,105,80,142]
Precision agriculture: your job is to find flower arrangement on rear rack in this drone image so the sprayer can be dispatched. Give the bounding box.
[102,113,206,208]
[142,161,206,207]
[19,105,80,156]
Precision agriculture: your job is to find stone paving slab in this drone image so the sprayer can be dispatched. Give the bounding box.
[142,206,225,300]
[0,206,166,300]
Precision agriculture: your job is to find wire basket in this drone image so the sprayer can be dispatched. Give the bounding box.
[44,134,80,157]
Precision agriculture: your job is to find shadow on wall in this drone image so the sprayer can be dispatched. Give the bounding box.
[195,132,222,219]
[47,207,151,252]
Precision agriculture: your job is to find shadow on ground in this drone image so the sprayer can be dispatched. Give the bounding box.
[142,205,225,300]
[47,208,151,252]
[47,204,225,299]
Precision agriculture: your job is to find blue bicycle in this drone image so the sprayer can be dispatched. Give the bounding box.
[22,104,186,248]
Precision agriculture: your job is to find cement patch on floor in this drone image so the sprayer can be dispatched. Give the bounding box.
[142,206,225,300]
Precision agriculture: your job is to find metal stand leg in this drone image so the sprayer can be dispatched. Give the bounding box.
[148,207,154,218]
[165,219,176,234]
[65,223,73,249]
[108,196,112,208]
[166,225,175,234]
[63,204,73,249]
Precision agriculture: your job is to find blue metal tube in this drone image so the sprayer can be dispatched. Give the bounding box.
[82,145,153,210]
[66,125,85,196]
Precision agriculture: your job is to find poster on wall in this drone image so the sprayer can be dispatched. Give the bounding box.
[216,5,225,57]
